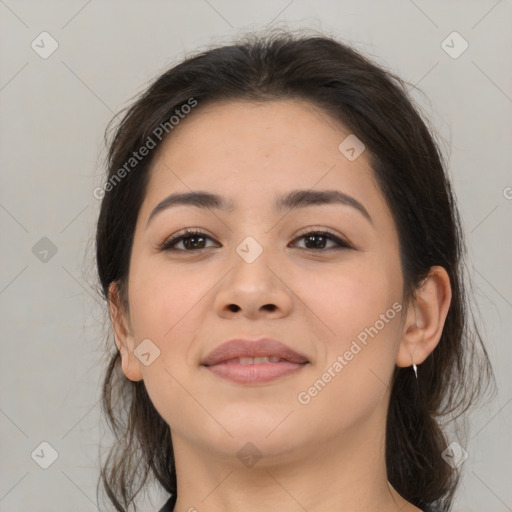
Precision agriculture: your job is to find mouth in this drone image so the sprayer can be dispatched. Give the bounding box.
[203,358,308,385]
[220,356,292,364]
[201,338,310,385]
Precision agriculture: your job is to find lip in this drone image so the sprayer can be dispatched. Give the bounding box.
[201,337,309,385]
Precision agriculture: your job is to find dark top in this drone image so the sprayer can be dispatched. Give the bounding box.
[158,494,176,512]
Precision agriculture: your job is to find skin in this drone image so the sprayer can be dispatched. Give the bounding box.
[109,99,452,512]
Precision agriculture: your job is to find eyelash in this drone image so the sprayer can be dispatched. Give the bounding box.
[159,227,352,252]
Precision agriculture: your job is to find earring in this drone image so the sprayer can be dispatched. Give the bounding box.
[410,353,418,380]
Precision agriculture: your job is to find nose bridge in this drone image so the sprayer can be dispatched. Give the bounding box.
[213,229,292,317]
[229,232,276,288]
[228,208,277,265]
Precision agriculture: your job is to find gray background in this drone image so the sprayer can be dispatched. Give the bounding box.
[1,1,511,511]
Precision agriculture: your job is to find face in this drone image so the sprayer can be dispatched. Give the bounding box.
[114,99,407,463]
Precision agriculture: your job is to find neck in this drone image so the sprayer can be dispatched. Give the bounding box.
[169,405,421,512]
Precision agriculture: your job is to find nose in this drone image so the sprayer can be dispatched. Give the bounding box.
[213,245,293,320]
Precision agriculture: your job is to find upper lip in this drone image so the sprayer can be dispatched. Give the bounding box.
[201,338,309,366]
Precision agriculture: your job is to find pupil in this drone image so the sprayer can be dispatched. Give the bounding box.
[184,235,205,250]
[182,234,328,250]
[305,234,326,249]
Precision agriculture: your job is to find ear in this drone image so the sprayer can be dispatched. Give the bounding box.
[108,281,143,382]
[396,266,452,369]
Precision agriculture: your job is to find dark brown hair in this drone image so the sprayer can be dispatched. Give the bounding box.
[95,29,495,511]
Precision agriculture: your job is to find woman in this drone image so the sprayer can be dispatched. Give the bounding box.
[95,30,495,512]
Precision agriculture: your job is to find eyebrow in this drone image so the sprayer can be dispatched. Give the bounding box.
[146,189,373,228]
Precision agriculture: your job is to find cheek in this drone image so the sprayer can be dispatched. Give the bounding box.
[128,257,205,340]
[295,268,402,436]
[295,256,400,340]
[126,259,209,428]
[296,255,403,395]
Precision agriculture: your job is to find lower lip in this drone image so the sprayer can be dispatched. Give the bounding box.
[204,361,307,384]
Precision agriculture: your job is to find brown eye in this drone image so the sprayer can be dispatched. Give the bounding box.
[160,229,217,252]
[290,230,351,251]
[160,228,352,252]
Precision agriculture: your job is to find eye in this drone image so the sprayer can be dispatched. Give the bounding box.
[159,227,352,252]
[289,229,352,251]
[159,228,218,252]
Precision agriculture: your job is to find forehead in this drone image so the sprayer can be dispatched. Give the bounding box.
[157,98,362,164]
[142,99,388,222]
